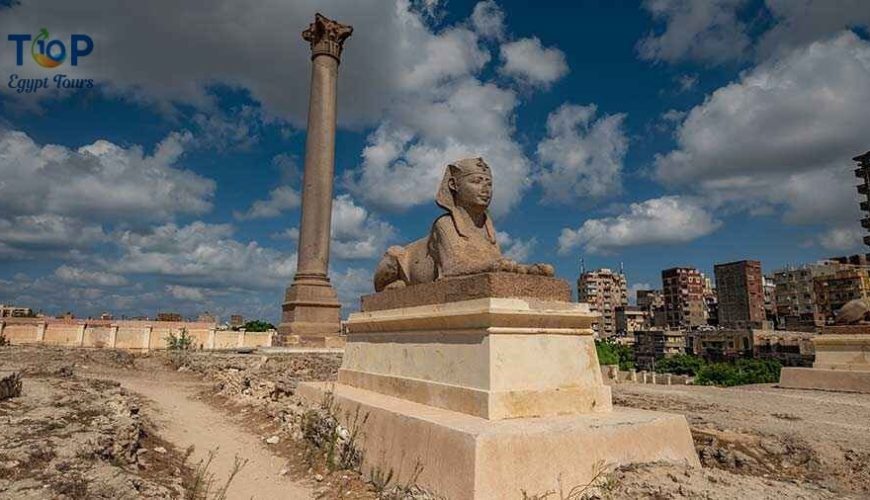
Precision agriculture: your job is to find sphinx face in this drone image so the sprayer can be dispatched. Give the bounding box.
[453,173,492,210]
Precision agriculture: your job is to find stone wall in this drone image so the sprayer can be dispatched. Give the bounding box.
[0,318,273,351]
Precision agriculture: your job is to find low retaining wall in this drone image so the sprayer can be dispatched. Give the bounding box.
[0,318,273,351]
[600,365,692,385]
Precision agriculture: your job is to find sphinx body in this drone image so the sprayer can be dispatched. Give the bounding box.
[374,157,553,292]
[835,297,870,324]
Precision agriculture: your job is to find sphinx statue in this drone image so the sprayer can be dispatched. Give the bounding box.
[835,297,870,324]
[374,157,554,292]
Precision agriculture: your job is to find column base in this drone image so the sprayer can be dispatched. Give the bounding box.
[298,382,699,500]
[277,276,342,347]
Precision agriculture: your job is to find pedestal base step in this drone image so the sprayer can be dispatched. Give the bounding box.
[298,382,699,500]
[779,367,870,394]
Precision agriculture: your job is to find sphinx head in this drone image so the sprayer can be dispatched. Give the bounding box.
[446,157,492,211]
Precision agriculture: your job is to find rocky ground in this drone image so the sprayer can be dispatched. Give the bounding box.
[0,348,193,499]
[607,382,870,499]
[2,344,869,499]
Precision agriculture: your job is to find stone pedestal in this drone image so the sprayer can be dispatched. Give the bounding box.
[299,273,699,499]
[278,275,342,346]
[780,328,870,393]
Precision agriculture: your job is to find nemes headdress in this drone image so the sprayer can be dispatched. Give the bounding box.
[435,157,496,243]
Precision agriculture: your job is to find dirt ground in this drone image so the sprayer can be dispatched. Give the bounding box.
[605,382,870,499]
[2,345,870,499]
[0,349,189,499]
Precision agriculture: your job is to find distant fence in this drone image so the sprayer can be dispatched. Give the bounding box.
[0,317,273,351]
[600,364,692,386]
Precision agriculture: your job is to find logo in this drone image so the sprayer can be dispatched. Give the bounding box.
[7,29,93,68]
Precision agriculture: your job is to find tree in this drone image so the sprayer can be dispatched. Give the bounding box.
[595,338,634,370]
[165,327,194,350]
[239,320,275,332]
[654,354,705,376]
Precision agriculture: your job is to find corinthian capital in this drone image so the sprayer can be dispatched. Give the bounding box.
[302,13,353,62]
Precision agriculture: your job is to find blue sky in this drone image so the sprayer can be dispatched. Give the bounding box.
[1,0,869,322]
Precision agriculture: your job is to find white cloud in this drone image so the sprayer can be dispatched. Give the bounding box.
[165,284,207,301]
[637,0,870,66]
[346,78,532,217]
[331,195,396,259]
[676,74,698,92]
[400,27,491,89]
[637,0,751,64]
[271,227,300,241]
[234,186,301,220]
[0,129,214,222]
[661,109,686,123]
[54,265,128,287]
[654,32,870,226]
[495,231,536,262]
[331,267,374,311]
[110,221,297,289]
[191,105,263,151]
[0,215,107,258]
[342,3,572,217]
[537,104,628,204]
[0,1,559,221]
[499,37,569,87]
[471,0,506,40]
[558,196,721,255]
[0,0,465,127]
[757,0,870,59]
[818,226,865,252]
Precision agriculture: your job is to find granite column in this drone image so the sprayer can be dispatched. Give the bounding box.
[278,14,352,346]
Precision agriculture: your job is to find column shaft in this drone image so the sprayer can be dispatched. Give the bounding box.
[295,55,339,279]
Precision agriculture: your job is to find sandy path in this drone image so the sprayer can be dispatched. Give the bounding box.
[116,374,312,500]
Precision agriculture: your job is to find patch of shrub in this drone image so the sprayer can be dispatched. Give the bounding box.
[695,358,782,387]
[165,328,194,351]
[595,339,634,370]
[0,331,9,346]
[237,320,275,332]
[654,354,705,376]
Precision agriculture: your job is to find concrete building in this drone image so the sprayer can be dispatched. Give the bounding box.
[0,304,33,318]
[774,261,848,329]
[754,330,815,367]
[661,267,706,329]
[615,306,648,337]
[198,312,217,323]
[229,314,244,328]
[156,312,183,322]
[634,329,687,370]
[714,260,766,329]
[855,151,870,246]
[636,289,664,312]
[763,275,778,326]
[688,329,815,366]
[828,253,870,266]
[814,267,870,323]
[577,268,628,337]
[687,329,753,361]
